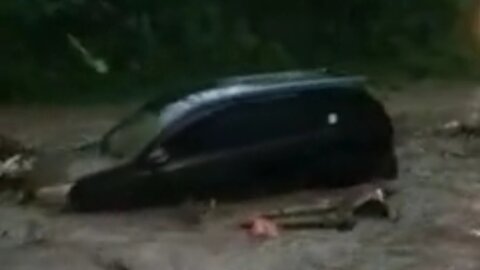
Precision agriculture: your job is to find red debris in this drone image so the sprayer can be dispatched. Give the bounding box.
[241,216,280,239]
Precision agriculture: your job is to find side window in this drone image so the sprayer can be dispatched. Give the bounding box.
[161,95,317,158]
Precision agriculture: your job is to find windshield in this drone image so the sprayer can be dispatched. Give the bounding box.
[102,109,162,159]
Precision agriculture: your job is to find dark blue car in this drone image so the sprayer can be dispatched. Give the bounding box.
[68,70,397,211]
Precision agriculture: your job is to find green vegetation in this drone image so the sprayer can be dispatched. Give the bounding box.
[0,0,472,103]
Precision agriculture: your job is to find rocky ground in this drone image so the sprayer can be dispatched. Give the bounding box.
[1,80,480,270]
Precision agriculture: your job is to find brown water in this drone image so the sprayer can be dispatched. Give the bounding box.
[1,80,480,270]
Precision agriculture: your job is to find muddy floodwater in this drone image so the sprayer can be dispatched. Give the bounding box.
[1,80,480,270]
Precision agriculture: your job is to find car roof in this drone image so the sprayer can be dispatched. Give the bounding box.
[156,70,366,134]
[216,69,340,85]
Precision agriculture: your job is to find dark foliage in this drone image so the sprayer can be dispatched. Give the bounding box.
[0,0,468,103]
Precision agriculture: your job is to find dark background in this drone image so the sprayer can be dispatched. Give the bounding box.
[0,0,476,103]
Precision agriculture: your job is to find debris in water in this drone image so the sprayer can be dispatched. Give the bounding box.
[469,229,480,238]
[436,120,480,137]
[242,216,280,239]
[0,133,69,205]
[240,183,396,236]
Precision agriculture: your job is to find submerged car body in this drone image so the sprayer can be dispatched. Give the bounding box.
[68,70,397,211]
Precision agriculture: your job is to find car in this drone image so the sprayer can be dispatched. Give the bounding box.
[68,70,398,211]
